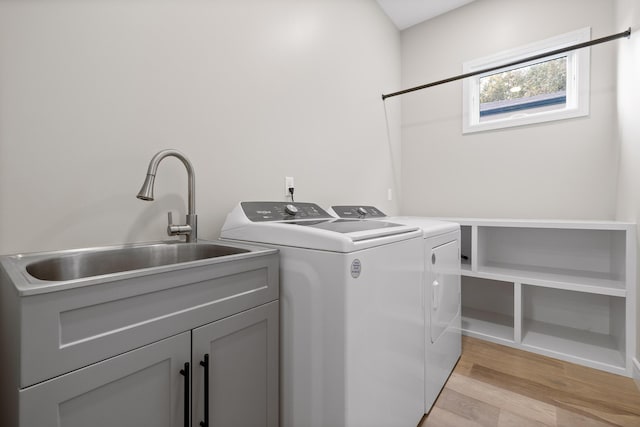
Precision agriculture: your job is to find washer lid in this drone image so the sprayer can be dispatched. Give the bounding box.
[221,202,421,252]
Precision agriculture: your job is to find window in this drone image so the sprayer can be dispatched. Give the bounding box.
[463,28,590,133]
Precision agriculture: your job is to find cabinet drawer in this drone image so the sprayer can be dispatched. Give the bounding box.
[18,253,278,387]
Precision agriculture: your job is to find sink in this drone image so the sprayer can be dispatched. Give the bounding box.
[0,240,270,295]
[24,242,249,282]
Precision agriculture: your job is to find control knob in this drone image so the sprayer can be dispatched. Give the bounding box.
[285,204,299,215]
[356,207,368,217]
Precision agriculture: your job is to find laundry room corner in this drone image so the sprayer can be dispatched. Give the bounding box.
[613,0,640,388]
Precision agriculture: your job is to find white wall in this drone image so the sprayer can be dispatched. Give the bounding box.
[0,0,401,254]
[614,0,640,380]
[400,0,618,219]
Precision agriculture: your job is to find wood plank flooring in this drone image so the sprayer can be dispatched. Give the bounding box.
[419,336,640,427]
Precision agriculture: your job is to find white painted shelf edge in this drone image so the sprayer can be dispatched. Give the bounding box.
[462,267,626,297]
[434,217,635,230]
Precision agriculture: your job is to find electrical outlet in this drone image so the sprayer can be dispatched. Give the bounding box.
[285,176,295,197]
[387,188,393,201]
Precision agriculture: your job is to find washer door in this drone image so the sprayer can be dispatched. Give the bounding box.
[430,240,460,343]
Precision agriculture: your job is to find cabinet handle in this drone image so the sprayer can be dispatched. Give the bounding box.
[200,354,210,427]
[179,362,190,427]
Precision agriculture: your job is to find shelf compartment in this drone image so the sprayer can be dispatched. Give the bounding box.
[462,308,514,343]
[462,277,514,342]
[476,226,627,293]
[521,285,626,373]
[460,225,472,269]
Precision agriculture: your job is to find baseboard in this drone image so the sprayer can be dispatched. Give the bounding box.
[633,357,640,391]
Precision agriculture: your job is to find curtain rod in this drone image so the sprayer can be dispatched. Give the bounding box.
[381,27,631,101]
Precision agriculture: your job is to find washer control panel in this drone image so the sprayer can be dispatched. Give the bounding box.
[331,205,387,219]
[241,201,333,222]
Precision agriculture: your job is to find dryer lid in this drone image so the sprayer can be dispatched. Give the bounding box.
[285,218,405,234]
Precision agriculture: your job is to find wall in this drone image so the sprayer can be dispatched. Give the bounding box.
[0,0,401,254]
[400,0,618,219]
[614,0,640,381]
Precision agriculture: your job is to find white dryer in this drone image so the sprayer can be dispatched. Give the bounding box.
[330,205,461,413]
[221,202,425,427]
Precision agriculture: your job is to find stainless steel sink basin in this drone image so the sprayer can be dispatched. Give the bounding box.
[0,240,273,295]
[24,242,250,281]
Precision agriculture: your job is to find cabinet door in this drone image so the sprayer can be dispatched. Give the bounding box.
[19,332,190,427]
[192,301,278,427]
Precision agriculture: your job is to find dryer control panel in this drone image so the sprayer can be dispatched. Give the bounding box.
[331,205,387,219]
[241,202,333,222]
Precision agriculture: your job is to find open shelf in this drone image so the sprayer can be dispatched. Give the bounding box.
[521,320,625,373]
[462,307,514,343]
[521,285,626,374]
[462,276,514,342]
[477,227,627,286]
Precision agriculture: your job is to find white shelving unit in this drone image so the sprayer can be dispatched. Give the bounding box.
[440,218,636,376]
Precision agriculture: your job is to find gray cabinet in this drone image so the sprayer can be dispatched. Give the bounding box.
[18,302,279,427]
[20,332,191,427]
[0,244,279,427]
[192,301,279,427]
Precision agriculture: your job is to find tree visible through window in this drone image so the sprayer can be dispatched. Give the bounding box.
[479,57,567,119]
[462,28,590,133]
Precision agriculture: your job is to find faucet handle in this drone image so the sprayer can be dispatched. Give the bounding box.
[167,211,192,237]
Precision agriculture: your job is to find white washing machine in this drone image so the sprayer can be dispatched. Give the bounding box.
[220,202,425,427]
[330,205,461,413]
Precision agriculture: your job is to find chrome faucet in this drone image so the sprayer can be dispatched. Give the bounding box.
[136,149,197,242]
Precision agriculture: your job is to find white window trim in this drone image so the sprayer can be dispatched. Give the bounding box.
[462,27,591,134]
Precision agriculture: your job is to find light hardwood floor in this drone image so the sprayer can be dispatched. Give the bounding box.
[419,336,640,427]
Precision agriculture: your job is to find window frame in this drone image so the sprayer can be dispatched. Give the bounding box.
[462,27,591,134]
